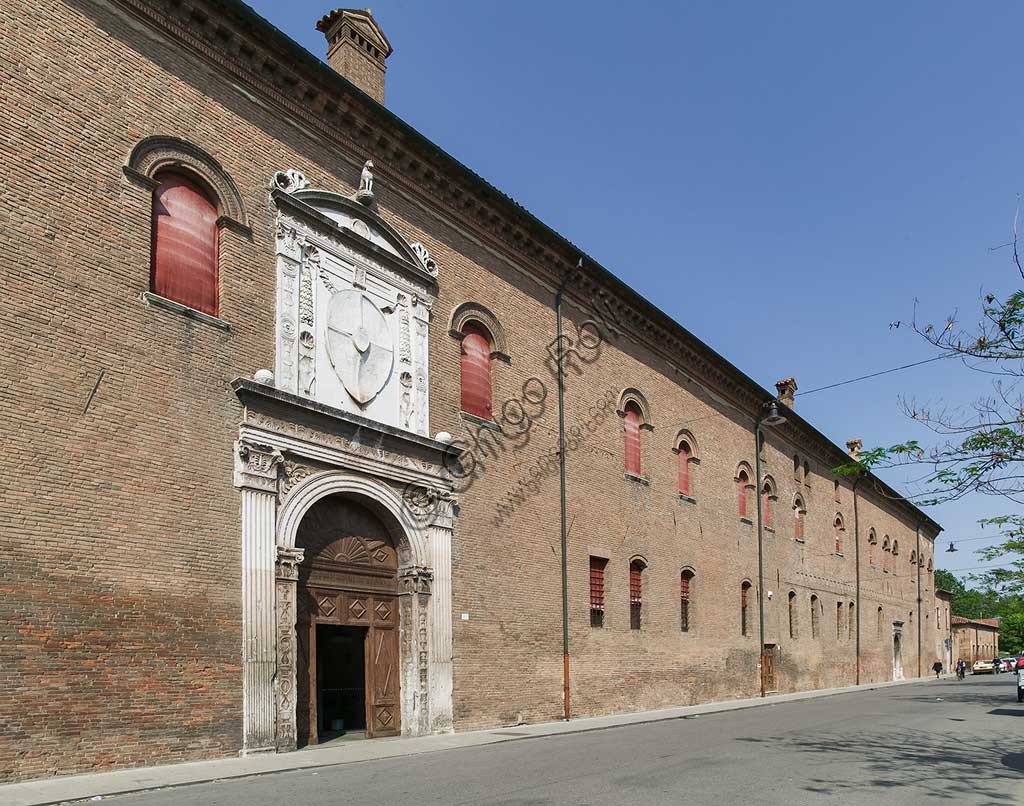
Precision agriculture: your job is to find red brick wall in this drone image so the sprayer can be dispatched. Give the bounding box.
[0,0,941,781]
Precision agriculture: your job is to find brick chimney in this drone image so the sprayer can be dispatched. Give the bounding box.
[317,8,393,104]
[775,377,797,409]
[846,438,863,460]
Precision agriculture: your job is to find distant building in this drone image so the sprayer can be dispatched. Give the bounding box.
[951,617,1001,664]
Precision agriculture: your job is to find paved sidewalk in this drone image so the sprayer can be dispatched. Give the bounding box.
[1,676,939,806]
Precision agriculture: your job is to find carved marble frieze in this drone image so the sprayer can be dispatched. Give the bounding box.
[273,187,434,437]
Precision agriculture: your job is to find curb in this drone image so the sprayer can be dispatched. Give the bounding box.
[0,676,942,806]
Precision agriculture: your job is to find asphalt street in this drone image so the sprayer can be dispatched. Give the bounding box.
[93,675,1024,806]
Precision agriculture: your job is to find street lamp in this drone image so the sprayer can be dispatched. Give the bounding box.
[756,399,787,697]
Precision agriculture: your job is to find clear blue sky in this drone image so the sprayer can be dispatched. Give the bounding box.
[249,1,1023,578]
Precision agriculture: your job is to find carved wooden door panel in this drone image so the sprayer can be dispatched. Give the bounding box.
[763,644,778,692]
[365,601,400,737]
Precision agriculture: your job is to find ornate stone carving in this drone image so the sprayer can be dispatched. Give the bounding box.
[276,545,305,581]
[281,460,317,496]
[399,371,414,429]
[398,565,433,596]
[273,169,310,194]
[409,242,438,277]
[235,441,283,492]
[325,290,394,406]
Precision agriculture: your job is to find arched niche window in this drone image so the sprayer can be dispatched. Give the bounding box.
[810,594,821,639]
[459,321,494,420]
[761,475,778,529]
[910,549,917,567]
[740,580,752,637]
[833,514,845,555]
[837,601,844,640]
[788,591,797,639]
[125,136,249,320]
[848,602,855,640]
[803,460,811,488]
[674,431,699,498]
[892,540,900,558]
[793,454,801,482]
[882,536,891,572]
[151,170,220,315]
[735,462,754,520]
[877,606,884,639]
[927,558,933,573]
[793,493,807,541]
[618,389,651,479]
[629,558,646,630]
[868,528,877,565]
[680,568,695,632]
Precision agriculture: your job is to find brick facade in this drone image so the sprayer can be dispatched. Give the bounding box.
[0,0,943,782]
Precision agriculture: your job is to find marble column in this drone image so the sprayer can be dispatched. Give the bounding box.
[274,546,304,751]
[234,441,283,754]
[428,493,455,733]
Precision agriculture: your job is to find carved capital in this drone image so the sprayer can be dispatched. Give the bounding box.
[398,565,433,596]
[234,440,284,492]
[276,545,305,581]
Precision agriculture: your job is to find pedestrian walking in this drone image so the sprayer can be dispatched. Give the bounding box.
[955,659,966,680]
[932,660,943,679]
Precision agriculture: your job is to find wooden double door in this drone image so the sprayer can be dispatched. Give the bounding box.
[294,494,402,744]
[298,586,400,741]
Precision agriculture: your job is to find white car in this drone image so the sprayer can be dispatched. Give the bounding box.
[972,659,995,674]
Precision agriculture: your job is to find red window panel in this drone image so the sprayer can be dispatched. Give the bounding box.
[680,571,693,632]
[623,404,641,476]
[460,323,492,419]
[151,171,219,315]
[677,443,691,495]
[737,472,749,518]
[589,558,605,611]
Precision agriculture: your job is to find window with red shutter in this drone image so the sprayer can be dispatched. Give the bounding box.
[737,470,750,518]
[677,441,692,496]
[741,581,751,636]
[151,171,219,316]
[589,557,606,628]
[460,322,492,419]
[680,570,693,632]
[623,403,642,476]
[629,560,644,630]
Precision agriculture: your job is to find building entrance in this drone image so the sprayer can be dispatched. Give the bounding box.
[316,625,367,736]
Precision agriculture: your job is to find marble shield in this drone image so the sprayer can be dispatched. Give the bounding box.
[325,289,394,405]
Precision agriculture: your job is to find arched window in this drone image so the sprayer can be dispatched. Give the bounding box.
[460,321,493,419]
[623,401,643,476]
[848,602,855,640]
[837,601,844,640]
[736,463,753,519]
[675,433,698,497]
[910,550,917,566]
[680,569,695,632]
[793,494,806,541]
[793,454,801,482]
[882,536,891,572]
[589,556,607,628]
[788,591,797,639]
[892,540,900,558]
[151,171,219,315]
[741,581,752,637]
[833,514,845,555]
[868,528,877,565]
[761,476,777,529]
[629,559,645,630]
[877,606,884,639]
[803,460,811,487]
[927,558,933,573]
[833,479,841,503]
[810,595,820,638]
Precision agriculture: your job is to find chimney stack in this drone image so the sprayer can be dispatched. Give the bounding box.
[317,8,393,104]
[846,438,863,460]
[775,377,798,409]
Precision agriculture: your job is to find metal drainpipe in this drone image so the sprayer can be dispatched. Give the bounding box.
[555,266,572,721]
[853,476,862,686]
[916,520,923,678]
[755,420,766,698]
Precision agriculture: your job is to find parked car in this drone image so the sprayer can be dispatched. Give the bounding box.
[999,657,1016,672]
[972,659,995,674]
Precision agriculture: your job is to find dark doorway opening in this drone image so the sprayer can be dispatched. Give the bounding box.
[316,624,367,739]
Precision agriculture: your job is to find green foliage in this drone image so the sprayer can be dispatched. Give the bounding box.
[1000,613,1024,655]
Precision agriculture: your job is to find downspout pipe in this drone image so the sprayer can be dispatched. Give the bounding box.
[755,420,767,698]
[555,261,577,721]
[852,476,862,686]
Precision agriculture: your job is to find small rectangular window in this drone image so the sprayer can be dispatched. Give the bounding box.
[589,557,606,628]
[629,562,643,630]
[680,571,693,632]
